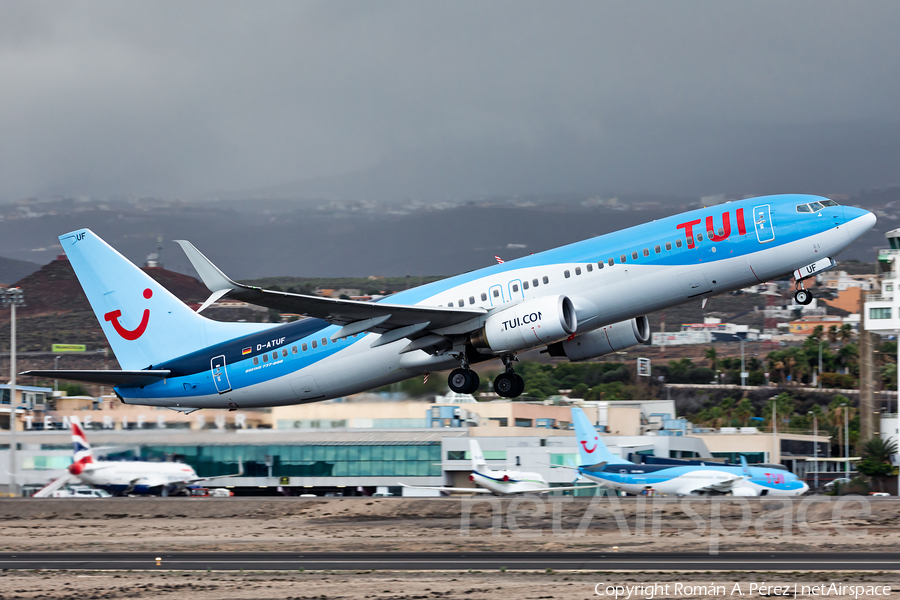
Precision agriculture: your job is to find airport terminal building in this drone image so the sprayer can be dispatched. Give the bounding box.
[0,392,833,496]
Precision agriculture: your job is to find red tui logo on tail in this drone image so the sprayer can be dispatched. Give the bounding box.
[104,288,152,341]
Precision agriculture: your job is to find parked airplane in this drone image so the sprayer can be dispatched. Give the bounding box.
[399,439,596,495]
[32,417,241,497]
[570,407,808,496]
[24,195,874,409]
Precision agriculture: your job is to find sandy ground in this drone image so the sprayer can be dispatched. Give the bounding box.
[0,570,897,600]
[0,497,897,599]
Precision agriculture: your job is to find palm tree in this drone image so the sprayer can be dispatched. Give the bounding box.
[827,325,839,344]
[734,397,753,426]
[720,397,735,427]
[856,438,899,492]
[838,323,853,343]
[704,347,718,371]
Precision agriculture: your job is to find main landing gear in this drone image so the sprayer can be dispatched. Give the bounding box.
[447,351,480,394]
[493,355,524,399]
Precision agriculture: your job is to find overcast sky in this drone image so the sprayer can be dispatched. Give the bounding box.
[2,1,899,200]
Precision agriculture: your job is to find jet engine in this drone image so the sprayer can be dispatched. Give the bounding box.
[470,295,577,354]
[545,316,650,361]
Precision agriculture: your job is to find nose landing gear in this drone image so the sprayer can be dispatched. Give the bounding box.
[794,288,813,305]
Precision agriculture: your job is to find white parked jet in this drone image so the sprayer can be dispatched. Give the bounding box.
[32,417,241,497]
[24,195,874,409]
[399,439,597,495]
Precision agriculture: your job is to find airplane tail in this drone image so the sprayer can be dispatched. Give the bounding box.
[59,229,263,370]
[469,439,487,471]
[571,407,632,466]
[740,455,751,477]
[68,417,94,475]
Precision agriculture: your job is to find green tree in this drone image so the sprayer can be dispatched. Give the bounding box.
[704,347,718,371]
[856,438,898,492]
[734,397,754,426]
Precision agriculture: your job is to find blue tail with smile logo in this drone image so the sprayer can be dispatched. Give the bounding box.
[60,229,267,370]
[571,406,632,466]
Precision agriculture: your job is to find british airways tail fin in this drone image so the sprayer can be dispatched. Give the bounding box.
[68,416,93,475]
[571,407,632,466]
[59,229,266,370]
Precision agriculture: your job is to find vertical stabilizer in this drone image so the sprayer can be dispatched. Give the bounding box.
[59,229,263,370]
[469,439,487,471]
[68,416,94,475]
[571,407,632,466]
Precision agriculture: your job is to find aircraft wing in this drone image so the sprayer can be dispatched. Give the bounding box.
[186,458,244,484]
[398,483,492,494]
[675,475,745,496]
[18,370,171,387]
[31,475,77,498]
[175,240,488,345]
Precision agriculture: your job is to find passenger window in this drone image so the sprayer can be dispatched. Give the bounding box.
[321,338,327,345]
[273,352,278,360]
[575,267,581,275]
[253,357,259,365]
[493,289,500,297]
[458,299,464,306]
[632,251,638,260]
[532,278,539,287]
[796,204,812,213]
[665,242,672,251]
[697,233,703,241]
[687,236,694,245]
[608,258,614,266]
[523,281,529,290]
[642,248,649,257]
[512,284,519,292]
[564,270,570,278]
[654,245,661,253]
[448,301,454,307]
[676,239,683,248]
[586,263,592,272]
[263,354,269,363]
[707,231,714,238]
[292,346,298,354]
[469,296,475,304]
[542,276,549,284]
[312,340,318,349]
[302,343,308,351]
[282,348,288,357]
[481,293,487,301]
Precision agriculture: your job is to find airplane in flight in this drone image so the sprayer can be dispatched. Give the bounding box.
[32,417,241,497]
[24,194,874,410]
[570,407,809,496]
[399,439,597,495]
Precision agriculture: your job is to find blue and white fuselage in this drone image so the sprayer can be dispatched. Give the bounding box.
[31,194,875,410]
[571,407,808,497]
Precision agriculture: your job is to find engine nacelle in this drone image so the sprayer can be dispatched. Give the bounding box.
[471,295,577,354]
[546,316,650,362]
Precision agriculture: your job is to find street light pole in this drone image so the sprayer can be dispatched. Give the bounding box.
[53,355,61,393]
[841,402,849,480]
[2,288,24,497]
[772,400,777,464]
[808,410,818,491]
[732,334,746,386]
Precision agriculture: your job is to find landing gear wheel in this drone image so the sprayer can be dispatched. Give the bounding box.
[448,368,479,394]
[794,289,813,305]
[493,373,516,397]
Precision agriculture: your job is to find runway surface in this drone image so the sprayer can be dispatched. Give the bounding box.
[0,552,897,571]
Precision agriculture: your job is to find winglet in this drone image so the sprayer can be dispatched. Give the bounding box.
[173,240,241,293]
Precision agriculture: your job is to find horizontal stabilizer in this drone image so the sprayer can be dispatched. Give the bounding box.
[20,370,171,387]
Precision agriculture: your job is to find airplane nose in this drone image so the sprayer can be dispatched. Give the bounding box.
[843,207,876,242]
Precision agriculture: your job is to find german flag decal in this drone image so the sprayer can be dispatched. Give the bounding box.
[242,347,251,355]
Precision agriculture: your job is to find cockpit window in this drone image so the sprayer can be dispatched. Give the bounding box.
[797,199,838,213]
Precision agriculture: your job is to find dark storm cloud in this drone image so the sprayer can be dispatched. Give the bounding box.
[1,1,899,200]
